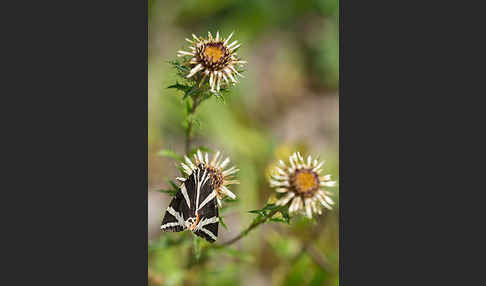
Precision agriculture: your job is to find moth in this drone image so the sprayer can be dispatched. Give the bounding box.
[160,166,219,243]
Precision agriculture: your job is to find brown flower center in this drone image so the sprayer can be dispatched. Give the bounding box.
[291,169,319,196]
[199,163,224,190]
[203,45,224,63]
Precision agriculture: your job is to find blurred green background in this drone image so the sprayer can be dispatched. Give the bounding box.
[148,0,339,285]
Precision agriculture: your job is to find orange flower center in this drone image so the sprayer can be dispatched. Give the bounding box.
[292,169,319,195]
[203,45,224,63]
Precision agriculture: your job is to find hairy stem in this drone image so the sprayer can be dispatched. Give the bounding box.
[185,95,201,153]
[214,209,279,248]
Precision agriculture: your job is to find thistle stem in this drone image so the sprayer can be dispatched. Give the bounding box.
[185,95,201,153]
[214,209,279,247]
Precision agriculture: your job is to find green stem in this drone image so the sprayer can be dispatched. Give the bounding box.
[185,95,201,154]
[214,209,279,248]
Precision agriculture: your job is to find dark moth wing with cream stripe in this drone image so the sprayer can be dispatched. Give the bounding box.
[193,192,218,243]
[160,191,185,232]
[161,166,219,243]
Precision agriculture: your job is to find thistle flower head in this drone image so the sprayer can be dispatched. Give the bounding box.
[178,149,239,207]
[269,152,336,218]
[177,31,247,93]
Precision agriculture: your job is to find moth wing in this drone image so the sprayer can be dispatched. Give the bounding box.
[160,191,186,232]
[194,191,219,243]
[180,171,198,220]
[193,216,219,243]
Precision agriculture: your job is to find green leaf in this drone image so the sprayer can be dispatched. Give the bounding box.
[248,203,291,224]
[168,60,190,75]
[157,149,183,161]
[201,91,213,101]
[280,208,291,224]
[214,93,226,104]
[183,85,200,100]
[222,197,239,203]
[168,180,179,191]
[167,82,190,92]
[262,204,279,210]
[154,179,180,197]
[270,217,288,223]
[176,165,185,177]
[249,203,278,214]
[154,189,177,196]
